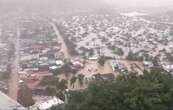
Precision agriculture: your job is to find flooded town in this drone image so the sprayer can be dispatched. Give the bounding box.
[0,0,173,109]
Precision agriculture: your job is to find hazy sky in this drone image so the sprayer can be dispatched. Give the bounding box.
[0,0,173,10]
[1,0,172,6]
[105,0,173,8]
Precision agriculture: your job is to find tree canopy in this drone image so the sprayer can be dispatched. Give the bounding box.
[17,84,35,107]
[64,69,173,110]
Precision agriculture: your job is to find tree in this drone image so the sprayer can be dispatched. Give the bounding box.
[62,59,72,75]
[60,59,78,76]
[17,84,35,108]
[1,64,11,80]
[77,74,85,86]
[113,47,124,56]
[152,56,160,67]
[41,77,68,101]
[117,48,124,56]
[51,105,64,110]
[127,51,134,60]
[45,86,57,96]
[57,79,68,92]
[93,73,103,81]
[98,55,106,66]
[166,52,173,62]
[65,69,173,110]
[70,76,77,88]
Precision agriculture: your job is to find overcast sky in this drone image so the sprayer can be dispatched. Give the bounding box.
[105,0,173,8]
[0,0,173,11]
[1,0,172,6]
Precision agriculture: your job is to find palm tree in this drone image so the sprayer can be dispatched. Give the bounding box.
[56,79,68,101]
[98,55,106,66]
[57,79,68,92]
[70,76,77,88]
[94,73,103,81]
[62,59,72,77]
[17,84,35,108]
[42,77,68,101]
[78,74,85,86]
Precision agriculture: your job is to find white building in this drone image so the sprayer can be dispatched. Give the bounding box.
[31,96,64,110]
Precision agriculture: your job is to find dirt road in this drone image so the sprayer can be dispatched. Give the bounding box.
[8,28,20,100]
[50,22,71,59]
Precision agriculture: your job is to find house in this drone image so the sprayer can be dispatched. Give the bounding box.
[56,60,65,67]
[31,96,64,110]
[0,91,25,110]
[143,61,153,68]
[20,54,39,61]
[88,56,98,61]
[71,59,84,68]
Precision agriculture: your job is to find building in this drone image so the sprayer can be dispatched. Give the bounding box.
[31,96,64,110]
[0,91,25,110]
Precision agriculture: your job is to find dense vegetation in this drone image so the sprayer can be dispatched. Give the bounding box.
[63,68,173,110]
[126,51,143,61]
[18,84,35,107]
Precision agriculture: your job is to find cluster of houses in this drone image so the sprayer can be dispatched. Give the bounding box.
[1,12,173,109]
[0,23,14,74]
[0,42,9,76]
[19,18,61,73]
[0,42,9,93]
[16,18,86,109]
[0,23,16,93]
[57,13,173,73]
[19,18,85,75]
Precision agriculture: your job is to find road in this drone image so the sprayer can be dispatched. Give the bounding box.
[50,22,113,73]
[50,21,118,90]
[8,28,20,100]
[50,22,71,59]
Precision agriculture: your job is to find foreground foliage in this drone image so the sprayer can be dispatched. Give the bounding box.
[65,69,173,110]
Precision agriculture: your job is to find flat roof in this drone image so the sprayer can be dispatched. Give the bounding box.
[0,91,25,110]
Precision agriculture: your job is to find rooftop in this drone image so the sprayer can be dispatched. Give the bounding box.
[0,91,25,110]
